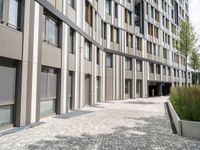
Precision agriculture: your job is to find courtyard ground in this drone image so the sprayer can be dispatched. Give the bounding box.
[0,97,200,150]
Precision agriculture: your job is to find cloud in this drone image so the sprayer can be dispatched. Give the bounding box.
[189,0,200,34]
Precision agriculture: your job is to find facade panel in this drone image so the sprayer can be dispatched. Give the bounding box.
[0,0,192,128]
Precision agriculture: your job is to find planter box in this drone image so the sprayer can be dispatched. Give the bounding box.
[167,100,200,139]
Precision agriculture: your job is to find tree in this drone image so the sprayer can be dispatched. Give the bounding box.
[177,20,198,85]
[189,50,200,85]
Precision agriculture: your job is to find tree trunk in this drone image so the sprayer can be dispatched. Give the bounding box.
[199,72,200,85]
[196,72,198,85]
[185,55,188,86]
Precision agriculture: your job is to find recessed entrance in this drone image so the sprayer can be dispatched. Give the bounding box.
[125,79,132,99]
[148,82,172,97]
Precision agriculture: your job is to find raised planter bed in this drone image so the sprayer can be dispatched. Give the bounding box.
[167,100,200,139]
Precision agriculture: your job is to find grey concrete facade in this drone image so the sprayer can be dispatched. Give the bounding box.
[0,0,192,128]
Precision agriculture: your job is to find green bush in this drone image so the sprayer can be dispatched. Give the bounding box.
[170,86,200,121]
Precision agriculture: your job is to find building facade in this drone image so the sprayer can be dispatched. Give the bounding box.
[0,0,191,129]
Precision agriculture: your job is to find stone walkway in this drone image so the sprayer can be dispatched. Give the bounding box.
[0,97,200,150]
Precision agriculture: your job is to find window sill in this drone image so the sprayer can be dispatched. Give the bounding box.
[43,41,61,49]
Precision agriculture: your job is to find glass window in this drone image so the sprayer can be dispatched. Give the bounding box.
[84,40,91,61]
[69,28,74,53]
[125,57,132,70]
[0,66,16,105]
[43,14,60,47]
[128,11,132,25]
[48,18,59,46]
[163,66,166,75]
[0,0,3,20]
[149,63,154,73]
[136,60,142,72]
[125,80,129,94]
[156,64,160,74]
[0,65,16,126]
[105,0,111,15]
[106,53,113,67]
[168,67,171,76]
[0,105,13,126]
[8,0,19,29]
[40,67,57,116]
[68,0,75,9]
[115,3,118,18]
[96,48,100,65]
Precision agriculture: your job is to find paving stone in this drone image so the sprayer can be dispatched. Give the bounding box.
[0,97,200,150]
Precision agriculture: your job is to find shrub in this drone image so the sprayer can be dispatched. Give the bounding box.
[170,86,200,121]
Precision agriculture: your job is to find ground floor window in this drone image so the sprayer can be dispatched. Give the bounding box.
[0,64,16,126]
[40,67,58,116]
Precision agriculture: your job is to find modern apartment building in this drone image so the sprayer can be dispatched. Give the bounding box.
[0,0,191,129]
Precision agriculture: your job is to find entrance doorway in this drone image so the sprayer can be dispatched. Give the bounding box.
[85,74,91,106]
[96,76,101,102]
[136,80,142,98]
[125,79,132,99]
[68,71,74,110]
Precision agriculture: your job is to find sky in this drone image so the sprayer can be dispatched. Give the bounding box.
[189,0,200,35]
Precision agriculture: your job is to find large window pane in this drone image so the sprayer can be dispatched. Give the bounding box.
[8,0,19,28]
[40,72,48,99]
[68,0,75,9]
[0,0,3,20]
[84,40,91,61]
[105,0,111,15]
[48,73,57,98]
[48,18,59,46]
[40,68,58,116]
[0,66,16,105]
[68,28,74,53]
[106,53,113,67]
[0,105,13,126]
[136,60,142,72]
[40,99,55,116]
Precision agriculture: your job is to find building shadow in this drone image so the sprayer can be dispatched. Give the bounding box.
[53,110,93,120]
[123,101,158,105]
[27,115,200,150]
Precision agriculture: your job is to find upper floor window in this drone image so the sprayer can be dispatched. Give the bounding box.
[163,66,166,75]
[125,57,132,70]
[147,41,152,54]
[96,48,100,65]
[0,0,3,20]
[163,48,167,59]
[43,13,60,47]
[8,0,21,29]
[105,0,111,15]
[84,39,91,61]
[174,69,176,77]
[136,60,142,72]
[126,33,133,48]
[125,9,132,25]
[106,53,113,68]
[85,0,93,27]
[168,67,171,76]
[136,37,142,51]
[68,0,75,9]
[149,63,154,73]
[128,11,132,25]
[68,28,75,53]
[156,64,160,74]
[115,3,118,18]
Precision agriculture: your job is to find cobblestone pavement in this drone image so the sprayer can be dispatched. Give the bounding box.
[0,97,200,150]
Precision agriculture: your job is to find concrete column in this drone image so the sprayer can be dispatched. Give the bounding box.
[26,1,43,124]
[16,0,32,127]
